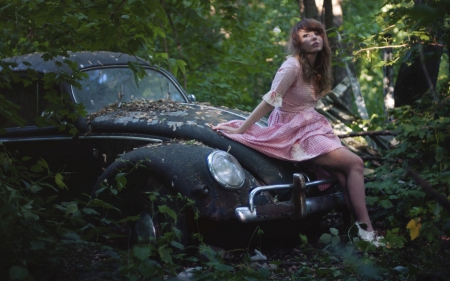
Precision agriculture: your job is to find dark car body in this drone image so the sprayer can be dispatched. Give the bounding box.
[1,51,346,246]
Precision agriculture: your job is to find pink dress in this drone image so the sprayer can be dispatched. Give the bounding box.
[220,57,344,189]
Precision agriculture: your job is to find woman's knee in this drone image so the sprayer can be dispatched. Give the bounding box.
[339,152,364,174]
[350,155,364,173]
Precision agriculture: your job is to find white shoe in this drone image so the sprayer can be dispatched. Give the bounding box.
[355,222,385,247]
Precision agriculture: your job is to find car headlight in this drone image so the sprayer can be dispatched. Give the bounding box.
[207,150,245,190]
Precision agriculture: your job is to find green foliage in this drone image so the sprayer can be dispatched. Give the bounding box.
[366,90,450,237]
[0,0,177,135]
[1,0,450,280]
[159,0,299,110]
[341,0,387,119]
[0,145,193,280]
[0,0,169,61]
[313,225,449,280]
[0,145,118,280]
[341,0,450,126]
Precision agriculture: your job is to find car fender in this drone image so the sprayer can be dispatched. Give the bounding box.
[91,142,261,220]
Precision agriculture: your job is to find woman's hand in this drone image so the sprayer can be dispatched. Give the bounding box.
[212,100,273,135]
[212,124,244,135]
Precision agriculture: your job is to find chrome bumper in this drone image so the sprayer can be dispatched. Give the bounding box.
[235,173,346,223]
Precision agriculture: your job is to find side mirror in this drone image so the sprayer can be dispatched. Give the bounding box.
[188,94,196,102]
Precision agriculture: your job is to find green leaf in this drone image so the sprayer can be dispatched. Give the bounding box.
[441,171,450,182]
[9,265,28,280]
[30,163,44,173]
[65,203,78,215]
[158,246,172,263]
[168,58,178,76]
[55,173,67,189]
[392,266,410,274]
[153,26,166,38]
[82,208,100,215]
[138,259,158,278]
[176,60,186,75]
[330,228,339,236]
[133,245,151,261]
[379,199,394,208]
[172,226,183,242]
[433,202,442,220]
[299,233,308,244]
[170,240,184,250]
[333,270,342,277]
[208,261,234,272]
[257,267,271,278]
[399,124,415,134]
[157,53,168,59]
[331,236,340,246]
[29,185,43,193]
[158,205,177,221]
[115,173,127,190]
[419,34,430,40]
[318,233,332,244]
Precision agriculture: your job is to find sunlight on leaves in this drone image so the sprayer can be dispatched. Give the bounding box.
[406,219,422,240]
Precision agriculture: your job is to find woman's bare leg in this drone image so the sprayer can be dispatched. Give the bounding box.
[331,171,356,217]
[305,148,374,231]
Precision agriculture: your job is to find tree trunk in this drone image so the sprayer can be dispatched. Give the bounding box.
[323,0,333,30]
[321,0,351,109]
[394,0,444,106]
[394,44,443,107]
[303,0,319,20]
[383,46,394,118]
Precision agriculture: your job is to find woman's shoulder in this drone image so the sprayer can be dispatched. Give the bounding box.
[280,55,301,69]
[278,55,301,76]
[284,55,300,64]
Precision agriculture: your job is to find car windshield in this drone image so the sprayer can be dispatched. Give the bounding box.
[72,67,186,114]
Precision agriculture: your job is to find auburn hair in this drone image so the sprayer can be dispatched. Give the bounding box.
[287,18,332,98]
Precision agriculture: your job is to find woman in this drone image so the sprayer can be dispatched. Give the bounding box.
[212,19,383,246]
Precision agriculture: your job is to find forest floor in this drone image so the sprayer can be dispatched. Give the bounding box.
[51,211,450,281]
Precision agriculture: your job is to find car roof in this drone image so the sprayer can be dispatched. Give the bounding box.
[2,51,148,74]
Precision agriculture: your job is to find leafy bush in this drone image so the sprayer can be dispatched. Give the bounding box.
[0,146,204,280]
[366,87,450,237]
[0,145,113,280]
[359,85,450,279]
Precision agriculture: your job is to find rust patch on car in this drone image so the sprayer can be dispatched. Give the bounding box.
[167,121,184,131]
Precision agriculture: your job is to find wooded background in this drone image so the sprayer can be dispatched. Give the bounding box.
[0,0,447,121]
[1,1,449,280]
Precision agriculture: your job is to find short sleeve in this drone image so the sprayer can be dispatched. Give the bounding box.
[262,57,300,107]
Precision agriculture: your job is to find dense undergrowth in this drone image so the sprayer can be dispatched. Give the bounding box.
[1,84,450,280]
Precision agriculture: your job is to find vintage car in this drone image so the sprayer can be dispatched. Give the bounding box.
[0,51,346,248]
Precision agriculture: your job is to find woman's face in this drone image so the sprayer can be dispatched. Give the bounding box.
[298,29,323,54]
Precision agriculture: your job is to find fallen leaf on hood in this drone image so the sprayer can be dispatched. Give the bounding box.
[86,99,187,123]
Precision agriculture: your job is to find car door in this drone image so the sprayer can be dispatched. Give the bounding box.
[0,78,98,198]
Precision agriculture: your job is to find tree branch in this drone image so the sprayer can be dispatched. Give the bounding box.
[406,169,450,211]
[109,0,127,19]
[353,44,408,55]
[360,156,383,161]
[337,130,397,138]
[354,42,445,56]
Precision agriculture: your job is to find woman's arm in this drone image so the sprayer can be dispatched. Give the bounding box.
[212,100,273,134]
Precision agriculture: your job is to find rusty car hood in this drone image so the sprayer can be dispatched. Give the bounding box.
[85,100,299,186]
[86,100,265,131]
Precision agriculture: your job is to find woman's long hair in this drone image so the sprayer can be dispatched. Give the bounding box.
[288,19,332,98]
